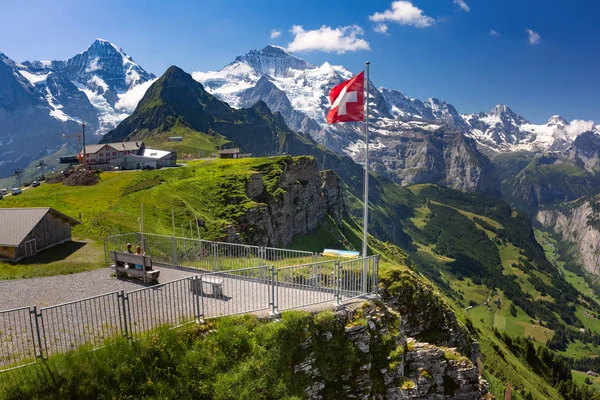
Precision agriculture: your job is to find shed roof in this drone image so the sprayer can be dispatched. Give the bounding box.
[0,208,80,247]
[218,148,241,154]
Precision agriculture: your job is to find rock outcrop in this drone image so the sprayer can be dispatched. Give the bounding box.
[380,268,472,356]
[240,156,345,247]
[536,195,600,275]
[297,300,487,399]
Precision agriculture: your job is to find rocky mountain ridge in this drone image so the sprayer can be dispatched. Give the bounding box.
[21,38,156,133]
[193,45,600,157]
[0,51,86,176]
[0,39,155,177]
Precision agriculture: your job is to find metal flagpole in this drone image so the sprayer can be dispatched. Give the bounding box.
[362,62,370,294]
[140,203,145,252]
[362,62,370,258]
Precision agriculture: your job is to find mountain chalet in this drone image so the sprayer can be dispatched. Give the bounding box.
[80,142,177,170]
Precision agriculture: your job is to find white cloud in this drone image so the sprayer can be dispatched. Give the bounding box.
[287,25,370,54]
[369,1,435,28]
[270,29,281,39]
[489,29,500,37]
[115,78,157,113]
[566,119,595,138]
[374,23,389,34]
[527,29,541,45]
[454,0,470,12]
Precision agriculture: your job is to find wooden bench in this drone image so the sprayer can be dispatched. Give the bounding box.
[190,276,224,297]
[109,251,160,285]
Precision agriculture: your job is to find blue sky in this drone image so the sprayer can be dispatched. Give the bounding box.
[1,0,598,123]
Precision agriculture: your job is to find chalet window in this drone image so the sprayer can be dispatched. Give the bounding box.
[99,152,103,156]
[113,152,116,156]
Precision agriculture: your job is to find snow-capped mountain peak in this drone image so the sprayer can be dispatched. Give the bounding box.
[13,39,157,134]
[232,45,315,77]
[63,38,153,91]
[547,115,568,126]
[487,104,529,124]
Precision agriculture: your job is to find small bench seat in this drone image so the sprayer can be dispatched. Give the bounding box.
[110,251,160,285]
[190,275,224,297]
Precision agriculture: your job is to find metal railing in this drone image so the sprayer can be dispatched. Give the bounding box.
[0,307,37,371]
[127,277,196,340]
[105,233,318,271]
[276,260,338,311]
[0,254,379,372]
[339,257,378,302]
[196,266,272,319]
[39,292,124,358]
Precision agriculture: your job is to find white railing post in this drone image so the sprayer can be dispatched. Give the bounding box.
[362,257,368,294]
[336,260,342,305]
[374,255,380,295]
[270,265,278,316]
[212,242,217,272]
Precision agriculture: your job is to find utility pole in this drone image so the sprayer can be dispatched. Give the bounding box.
[82,118,87,169]
[196,214,201,240]
[13,169,23,187]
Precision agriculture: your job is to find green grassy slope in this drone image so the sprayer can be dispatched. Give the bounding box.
[0,156,321,242]
[389,184,600,366]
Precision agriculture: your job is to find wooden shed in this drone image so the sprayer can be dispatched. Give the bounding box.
[0,208,80,261]
[218,148,241,159]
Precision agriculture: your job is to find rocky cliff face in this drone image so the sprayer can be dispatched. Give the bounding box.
[295,278,487,399]
[239,156,346,247]
[370,128,500,196]
[536,195,600,275]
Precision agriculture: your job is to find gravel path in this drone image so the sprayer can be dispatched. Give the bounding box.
[0,266,371,370]
[0,267,196,310]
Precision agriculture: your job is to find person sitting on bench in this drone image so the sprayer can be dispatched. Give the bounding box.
[116,243,135,268]
[135,246,145,270]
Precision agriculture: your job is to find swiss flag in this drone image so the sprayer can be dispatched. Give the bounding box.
[327,71,364,124]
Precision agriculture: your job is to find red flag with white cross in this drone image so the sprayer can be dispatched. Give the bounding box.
[327,71,364,124]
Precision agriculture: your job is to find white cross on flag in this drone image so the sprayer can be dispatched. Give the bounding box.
[327,71,364,124]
